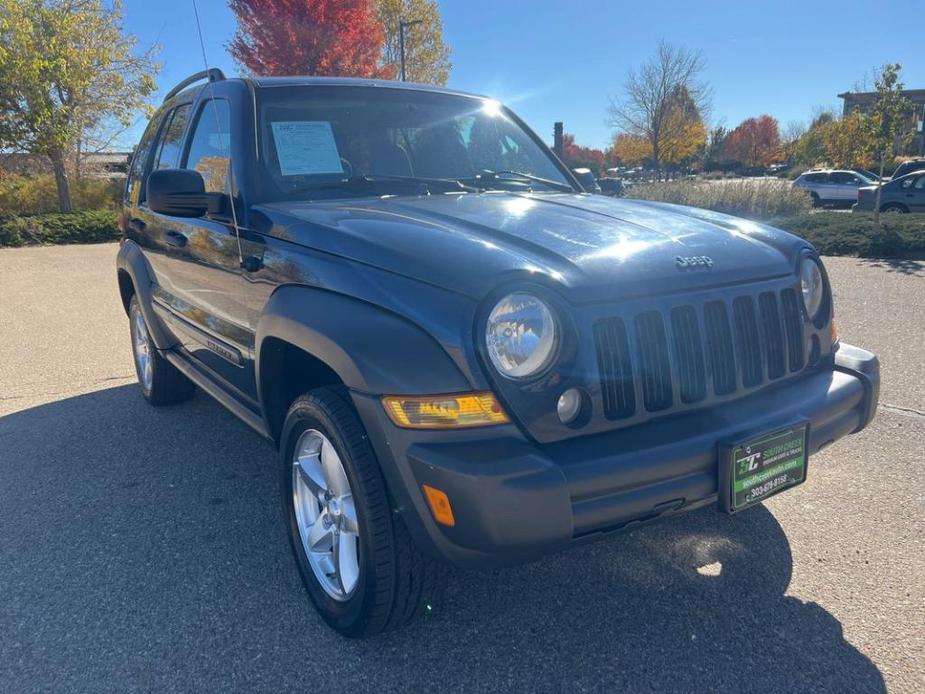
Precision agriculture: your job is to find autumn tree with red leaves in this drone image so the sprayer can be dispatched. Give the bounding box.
[561,134,609,176]
[227,0,390,77]
[723,115,781,168]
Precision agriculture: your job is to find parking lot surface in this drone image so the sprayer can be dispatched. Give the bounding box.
[1,244,923,693]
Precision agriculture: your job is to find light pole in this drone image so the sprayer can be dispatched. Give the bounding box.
[399,19,422,82]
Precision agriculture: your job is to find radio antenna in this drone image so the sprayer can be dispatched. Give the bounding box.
[192,0,244,264]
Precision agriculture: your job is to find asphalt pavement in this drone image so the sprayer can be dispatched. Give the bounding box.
[1,244,922,693]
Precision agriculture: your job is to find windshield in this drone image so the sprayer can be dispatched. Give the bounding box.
[254,85,574,202]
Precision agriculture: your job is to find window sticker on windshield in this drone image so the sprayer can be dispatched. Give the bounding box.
[270,121,343,176]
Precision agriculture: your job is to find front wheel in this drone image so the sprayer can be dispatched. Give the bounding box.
[880,203,908,214]
[281,386,446,637]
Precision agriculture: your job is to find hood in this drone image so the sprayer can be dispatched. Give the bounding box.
[252,192,801,303]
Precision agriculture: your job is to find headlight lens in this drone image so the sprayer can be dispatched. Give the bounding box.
[800,257,825,320]
[486,292,558,379]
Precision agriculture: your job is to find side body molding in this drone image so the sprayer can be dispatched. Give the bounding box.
[116,239,177,351]
[255,284,473,401]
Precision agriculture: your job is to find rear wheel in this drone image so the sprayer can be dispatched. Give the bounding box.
[281,386,446,637]
[881,202,908,214]
[128,295,194,406]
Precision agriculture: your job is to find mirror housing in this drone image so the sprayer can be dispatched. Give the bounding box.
[147,169,226,217]
[571,167,601,194]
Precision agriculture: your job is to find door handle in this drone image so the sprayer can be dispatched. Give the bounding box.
[165,230,187,247]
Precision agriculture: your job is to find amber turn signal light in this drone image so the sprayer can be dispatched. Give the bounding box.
[830,319,838,344]
[382,392,509,429]
[422,485,456,527]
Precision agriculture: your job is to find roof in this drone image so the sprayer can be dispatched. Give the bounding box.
[249,75,488,100]
[838,89,925,102]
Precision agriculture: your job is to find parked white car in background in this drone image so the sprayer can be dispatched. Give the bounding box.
[793,169,878,207]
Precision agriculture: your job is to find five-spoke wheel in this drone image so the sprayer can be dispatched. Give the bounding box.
[292,429,360,600]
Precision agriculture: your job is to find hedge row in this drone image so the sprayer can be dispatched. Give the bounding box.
[769,212,925,258]
[0,210,120,247]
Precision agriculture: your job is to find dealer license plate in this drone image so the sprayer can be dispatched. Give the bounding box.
[720,423,809,513]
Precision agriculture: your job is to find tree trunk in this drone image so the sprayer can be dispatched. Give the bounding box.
[874,153,885,227]
[49,149,72,213]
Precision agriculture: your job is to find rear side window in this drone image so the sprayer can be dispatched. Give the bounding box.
[152,104,191,171]
[915,176,925,190]
[126,110,166,205]
[183,100,231,193]
[803,173,827,183]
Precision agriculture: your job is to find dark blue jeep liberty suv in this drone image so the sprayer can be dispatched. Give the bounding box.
[117,70,880,636]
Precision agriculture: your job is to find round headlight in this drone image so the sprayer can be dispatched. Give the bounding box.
[486,292,558,379]
[800,257,824,320]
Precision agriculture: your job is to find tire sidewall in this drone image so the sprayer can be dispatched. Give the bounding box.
[280,395,388,635]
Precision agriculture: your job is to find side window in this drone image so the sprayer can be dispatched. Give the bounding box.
[804,173,824,183]
[183,100,232,193]
[831,172,857,185]
[914,176,925,190]
[126,110,166,205]
[901,177,915,189]
[152,104,191,171]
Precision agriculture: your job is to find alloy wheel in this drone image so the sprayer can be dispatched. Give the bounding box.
[292,429,360,601]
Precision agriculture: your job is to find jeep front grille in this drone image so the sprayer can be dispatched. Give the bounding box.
[593,287,805,420]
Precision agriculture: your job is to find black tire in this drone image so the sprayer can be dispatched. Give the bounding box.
[280,386,446,637]
[880,202,908,214]
[810,192,821,208]
[128,294,195,406]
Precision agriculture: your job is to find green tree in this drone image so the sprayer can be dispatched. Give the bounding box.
[865,64,913,223]
[793,111,835,167]
[0,0,158,212]
[376,0,451,85]
[823,108,873,169]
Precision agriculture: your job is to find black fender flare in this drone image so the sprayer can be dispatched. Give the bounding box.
[255,284,472,403]
[115,239,178,351]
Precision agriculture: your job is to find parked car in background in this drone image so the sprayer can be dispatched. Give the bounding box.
[597,177,624,196]
[854,171,925,213]
[887,159,925,182]
[793,169,877,207]
[571,167,601,193]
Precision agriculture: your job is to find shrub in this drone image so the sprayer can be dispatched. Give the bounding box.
[0,210,119,247]
[0,174,122,216]
[627,178,812,220]
[768,212,925,258]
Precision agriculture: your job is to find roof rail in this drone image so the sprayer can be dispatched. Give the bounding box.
[163,68,226,103]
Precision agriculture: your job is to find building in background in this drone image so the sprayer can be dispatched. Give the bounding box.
[838,89,925,156]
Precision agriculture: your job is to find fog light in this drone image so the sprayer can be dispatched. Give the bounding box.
[557,388,583,424]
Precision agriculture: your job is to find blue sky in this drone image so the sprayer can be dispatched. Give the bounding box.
[120,0,921,150]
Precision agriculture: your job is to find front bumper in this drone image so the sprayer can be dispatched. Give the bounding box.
[352,343,879,569]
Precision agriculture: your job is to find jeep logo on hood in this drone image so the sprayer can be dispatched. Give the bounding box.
[676,255,714,270]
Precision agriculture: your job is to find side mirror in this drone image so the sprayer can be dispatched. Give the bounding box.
[147,169,225,218]
[572,167,601,194]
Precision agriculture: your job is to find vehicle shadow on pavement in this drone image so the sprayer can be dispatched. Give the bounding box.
[0,385,885,693]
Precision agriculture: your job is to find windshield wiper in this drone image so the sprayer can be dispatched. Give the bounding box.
[288,174,476,197]
[462,170,575,193]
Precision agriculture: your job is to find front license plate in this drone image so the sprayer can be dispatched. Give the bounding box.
[719,423,809,513]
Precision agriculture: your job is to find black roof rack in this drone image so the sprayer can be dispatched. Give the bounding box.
[163,68,226,103]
